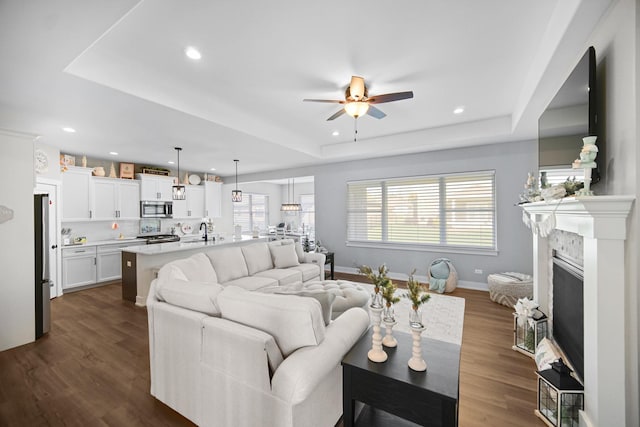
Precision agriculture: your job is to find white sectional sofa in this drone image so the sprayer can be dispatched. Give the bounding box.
[146,239,370,427]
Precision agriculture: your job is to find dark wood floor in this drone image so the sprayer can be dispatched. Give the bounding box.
[0,273,543,426]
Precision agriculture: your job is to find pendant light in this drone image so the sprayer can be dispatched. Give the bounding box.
[172,147,186,200]
[281,178,301,211]
[232,159,242,202]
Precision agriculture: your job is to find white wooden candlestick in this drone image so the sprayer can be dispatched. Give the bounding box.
[408,324,427,372]
[382,319,397,348]
[368,306,388,362]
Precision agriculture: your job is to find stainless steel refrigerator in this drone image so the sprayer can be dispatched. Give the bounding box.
[34,194,51,339]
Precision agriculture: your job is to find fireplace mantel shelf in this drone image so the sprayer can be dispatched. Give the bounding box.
[521,195,635,239]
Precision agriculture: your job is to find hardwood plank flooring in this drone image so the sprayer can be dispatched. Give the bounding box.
[0,276,543,426]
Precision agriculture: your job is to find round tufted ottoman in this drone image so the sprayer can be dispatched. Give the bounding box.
[303,280,370,319]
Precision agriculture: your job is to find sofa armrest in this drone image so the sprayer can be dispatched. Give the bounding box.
[201,317,284,391]
[303,252,326,280]
[271,307,369,404]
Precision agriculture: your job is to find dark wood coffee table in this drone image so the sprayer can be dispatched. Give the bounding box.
[342,329,460,427]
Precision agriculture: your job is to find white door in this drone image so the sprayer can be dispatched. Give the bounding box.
[35,180,61,298]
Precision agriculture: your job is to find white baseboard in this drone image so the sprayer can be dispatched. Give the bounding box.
[334,266,488,292]
[458,280,489,292]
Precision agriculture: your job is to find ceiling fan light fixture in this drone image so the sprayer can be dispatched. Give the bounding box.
[350,76,366,100]
[345,101,369,118]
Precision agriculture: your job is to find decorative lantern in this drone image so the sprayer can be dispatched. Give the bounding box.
[512,309,548,356]
[535,359,584,427]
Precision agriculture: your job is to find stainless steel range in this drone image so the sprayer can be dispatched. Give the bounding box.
[137,233,181,244]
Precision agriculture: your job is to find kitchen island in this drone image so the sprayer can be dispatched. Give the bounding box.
[122,236,269,306]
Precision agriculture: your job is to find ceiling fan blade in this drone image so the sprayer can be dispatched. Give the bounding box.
[367,91,414,104]
[303,99,344,103]
[367,105,387,119]
[326,109,346,121]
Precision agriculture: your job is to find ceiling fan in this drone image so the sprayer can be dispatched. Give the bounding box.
[303,76,414,121]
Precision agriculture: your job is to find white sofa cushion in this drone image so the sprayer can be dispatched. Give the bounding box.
[241,242,273,275]
[222,275,279,291]
[269,244,300,269]
[254,268,302,286]
[157,279,224,316]
[161,252,218,283]
[274,289,336,325]
[206,247,249,284]
[287,264,320,282]
[217,286,326,357]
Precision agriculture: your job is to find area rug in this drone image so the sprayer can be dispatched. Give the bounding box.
[356,283,465,346]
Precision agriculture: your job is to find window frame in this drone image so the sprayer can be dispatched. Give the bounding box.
[346,170,498,256]
[232,192,269,234]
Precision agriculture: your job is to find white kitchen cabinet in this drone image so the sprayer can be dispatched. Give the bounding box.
[172,185,205,219]
[96,242,139,282]
[92,177,140,220]
[62,167,93,221]
[137,174,174,201]
[204,181,222,218]
[117,180,141,219]
[62,246,97,289]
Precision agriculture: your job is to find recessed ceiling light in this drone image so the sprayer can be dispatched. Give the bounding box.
[62,127,76,133]
[332,130,340,136]
[210,168,216,171]
[168,161,175,165]
[109,152,118,156]
[453,107,465,115]
[185,46,202,60]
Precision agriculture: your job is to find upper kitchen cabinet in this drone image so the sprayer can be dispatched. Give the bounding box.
[62,166,93,221]
[173,185,205,218]
[92,178,140,220]
[137,174,174,202]
[204,181,222,218]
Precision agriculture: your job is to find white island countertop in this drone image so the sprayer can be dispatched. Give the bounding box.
[123,235,269,255]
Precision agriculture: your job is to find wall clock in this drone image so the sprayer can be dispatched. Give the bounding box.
[34,148,49,174]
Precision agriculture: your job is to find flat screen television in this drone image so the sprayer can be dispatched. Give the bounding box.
[538,46,600,185]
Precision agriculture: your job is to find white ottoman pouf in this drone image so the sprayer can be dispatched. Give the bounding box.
[303,280,370,319]
[487,272,533,308]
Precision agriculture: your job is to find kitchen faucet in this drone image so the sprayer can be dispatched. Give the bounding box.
[200,222,208,242]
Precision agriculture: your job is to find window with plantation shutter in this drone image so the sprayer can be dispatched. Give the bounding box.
[233,193,269,234]
[347,171,496,251]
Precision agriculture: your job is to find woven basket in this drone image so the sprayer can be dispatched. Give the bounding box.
[427,258,458,293]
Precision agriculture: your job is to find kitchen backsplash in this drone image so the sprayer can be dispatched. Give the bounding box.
[61,218,210,243]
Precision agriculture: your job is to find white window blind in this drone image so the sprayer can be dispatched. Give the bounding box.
[233,193,268,233]
[347,171,496,250]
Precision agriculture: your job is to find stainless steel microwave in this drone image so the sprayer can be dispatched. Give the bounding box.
[140,201,173,218]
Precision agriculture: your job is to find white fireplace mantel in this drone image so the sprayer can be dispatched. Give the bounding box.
[521,195,635,427]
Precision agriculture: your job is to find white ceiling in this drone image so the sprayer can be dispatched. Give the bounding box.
[0,0,613,176]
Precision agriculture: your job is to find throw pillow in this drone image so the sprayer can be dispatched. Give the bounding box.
[430,259,450,280]
[217,286,326,357]
[269,243,300,269]
[275,289,336,325]
[157,279,224,316]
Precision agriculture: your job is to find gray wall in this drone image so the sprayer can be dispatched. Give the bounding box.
[314,140,536,287]
[589,0,639,423]
[237,139,537,288]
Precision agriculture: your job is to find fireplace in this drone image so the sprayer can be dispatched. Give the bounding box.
[551,251,584,382]
[521,195,633,427]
